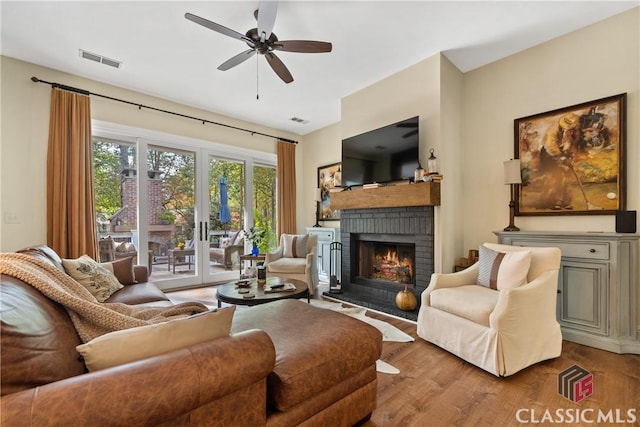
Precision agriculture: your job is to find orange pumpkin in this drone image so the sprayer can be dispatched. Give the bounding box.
[395,286,417,311]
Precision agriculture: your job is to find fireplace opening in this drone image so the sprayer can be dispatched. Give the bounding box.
[357,241,415,285]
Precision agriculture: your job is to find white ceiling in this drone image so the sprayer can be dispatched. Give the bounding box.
[1,1,638,135]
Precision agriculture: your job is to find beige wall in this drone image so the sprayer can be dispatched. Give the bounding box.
[461,8,639,333]
[462,7,639,249]
[302,8,638,273]
[303,53,466,272]
[0,57,299,251]
[300,122,342,228]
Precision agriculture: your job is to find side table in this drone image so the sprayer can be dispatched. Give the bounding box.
[168,248,195,273]
[239,253,266,278]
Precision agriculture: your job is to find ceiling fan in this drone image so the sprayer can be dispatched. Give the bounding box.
[396,122,418,139]
[185,1,332,84]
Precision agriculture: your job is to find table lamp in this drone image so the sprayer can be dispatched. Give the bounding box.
[503,159,521,232]
[313,188,321,227]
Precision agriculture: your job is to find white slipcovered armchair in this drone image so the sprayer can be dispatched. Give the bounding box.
[417,242,562,377]
[265,233,318,292]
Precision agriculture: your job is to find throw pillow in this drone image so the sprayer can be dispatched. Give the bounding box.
[283,234,309,258]
[62,255,124,302]
[114,241,136,253]
[476,245,531,290]
[100,257,136,285]
[76,306,236,371]
[219,237,231,249]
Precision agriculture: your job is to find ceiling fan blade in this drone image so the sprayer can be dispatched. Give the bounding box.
[256,1,278,41]
[185,12,254,46]
[217,49,256,71]
[265,52,293,83]
[273,40,332,53]
[402,130,418,138]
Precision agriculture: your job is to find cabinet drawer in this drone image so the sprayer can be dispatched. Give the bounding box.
[509,239,610,260]
[307,231,334,241]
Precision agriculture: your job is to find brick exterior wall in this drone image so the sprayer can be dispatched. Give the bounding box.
[107,170,174,256]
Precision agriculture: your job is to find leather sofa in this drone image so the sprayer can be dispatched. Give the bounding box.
[1,245,382,426]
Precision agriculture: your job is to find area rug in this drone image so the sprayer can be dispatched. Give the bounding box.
[308,299,414,374]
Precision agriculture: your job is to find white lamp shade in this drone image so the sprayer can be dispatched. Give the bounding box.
[503,159,522,185]
[315,188,322,202]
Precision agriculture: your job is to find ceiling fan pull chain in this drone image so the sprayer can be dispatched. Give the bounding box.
[256,53,260,100]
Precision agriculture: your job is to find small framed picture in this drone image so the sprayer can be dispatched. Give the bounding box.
[317,162,342,220]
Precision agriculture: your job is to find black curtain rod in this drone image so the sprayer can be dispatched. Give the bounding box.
[30,77,298,144]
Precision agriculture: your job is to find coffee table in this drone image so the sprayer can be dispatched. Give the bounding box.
[216,276,309,308]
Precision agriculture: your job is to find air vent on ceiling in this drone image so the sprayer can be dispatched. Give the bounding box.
[79,49,122,69]
[290,117,307,124]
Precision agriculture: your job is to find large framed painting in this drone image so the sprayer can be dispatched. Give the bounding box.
[318,162,342,220]
[515,93,626,216]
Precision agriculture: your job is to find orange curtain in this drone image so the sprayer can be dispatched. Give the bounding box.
[47,88,98,259]
[277,140,297,235]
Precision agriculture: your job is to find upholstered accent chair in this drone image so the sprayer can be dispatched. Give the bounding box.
[417,242,562,377]
[210,230,244,269]
[98,237,138,265]
[265,233,318,292]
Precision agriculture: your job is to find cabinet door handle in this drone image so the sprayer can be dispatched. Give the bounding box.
[589,248,596,253]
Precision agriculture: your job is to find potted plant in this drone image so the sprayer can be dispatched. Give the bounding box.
[244,226,266,256]
[156,210,176,225]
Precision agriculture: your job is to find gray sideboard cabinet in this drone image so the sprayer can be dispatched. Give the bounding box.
[306,227,340,282]
[495,231,639,354]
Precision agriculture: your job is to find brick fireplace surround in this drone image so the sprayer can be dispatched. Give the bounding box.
[324,206,434,321]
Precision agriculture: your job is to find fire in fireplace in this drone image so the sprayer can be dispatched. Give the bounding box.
[357,241,415,285]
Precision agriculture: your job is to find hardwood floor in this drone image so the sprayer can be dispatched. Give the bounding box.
[167,285,640,427]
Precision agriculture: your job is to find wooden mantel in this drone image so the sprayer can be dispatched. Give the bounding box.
[330,182,440,210]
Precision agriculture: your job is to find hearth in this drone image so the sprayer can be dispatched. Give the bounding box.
[355,237,415,286]
[324,206,434,320]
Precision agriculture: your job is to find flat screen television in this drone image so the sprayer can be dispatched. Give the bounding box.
[341,116,419,187]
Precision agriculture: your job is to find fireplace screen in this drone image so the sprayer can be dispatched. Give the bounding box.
[357,241,415,285]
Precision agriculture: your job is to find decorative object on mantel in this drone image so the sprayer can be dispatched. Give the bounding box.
[318,162,342,221]
[427,148,439,174]
[414,162,424,182]
[362,182,384,189]
[422,173,442,182]
[395,284,417,311]
[514,93,626,216]
[504,159,522,231]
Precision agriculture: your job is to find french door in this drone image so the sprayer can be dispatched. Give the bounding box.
[93,124,276,291]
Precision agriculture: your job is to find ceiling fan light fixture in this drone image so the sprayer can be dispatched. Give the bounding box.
[185,2,331,84]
